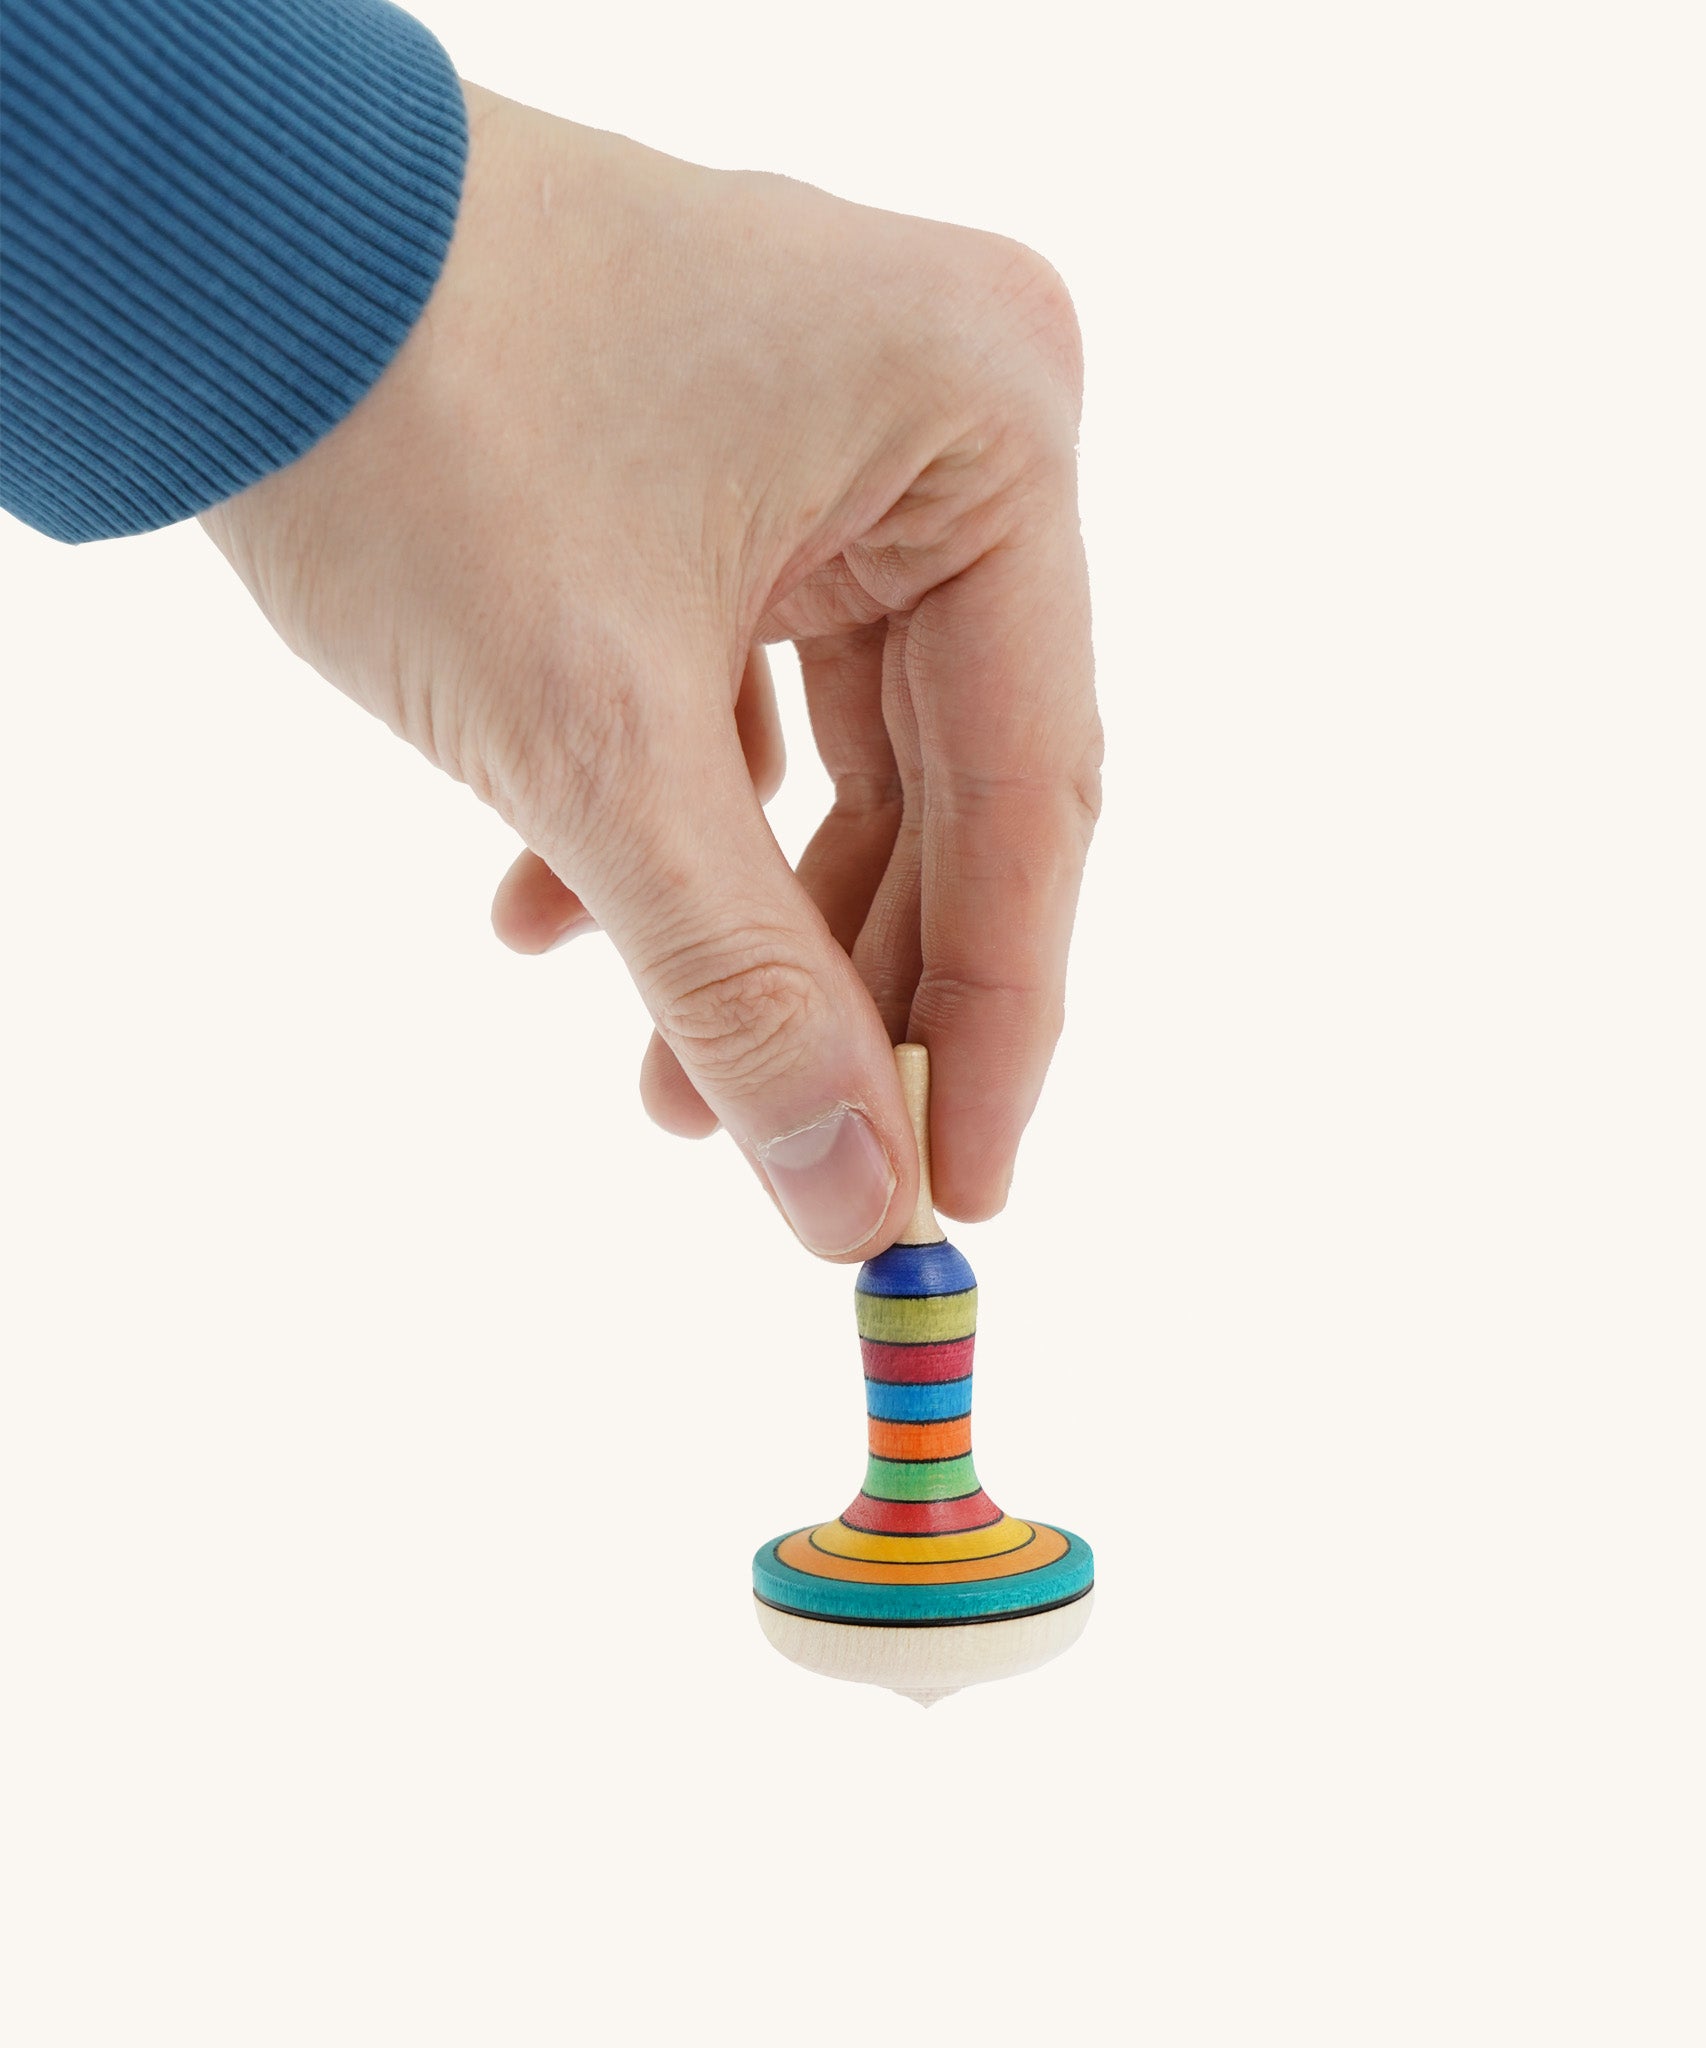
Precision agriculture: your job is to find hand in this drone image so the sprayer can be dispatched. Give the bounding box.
[201,84,1100,1259]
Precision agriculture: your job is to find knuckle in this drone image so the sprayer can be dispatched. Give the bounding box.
[938,746,1104,864]
[1072,717,1107,839]
[833,768,906,819]
[656,945,819,1095]
[916,968,1066,1052]
[959,233,1086,411]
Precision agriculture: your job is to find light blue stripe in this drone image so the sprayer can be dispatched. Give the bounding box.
[864,1376,974,1422]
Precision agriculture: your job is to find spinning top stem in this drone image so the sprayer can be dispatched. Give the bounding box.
[893,1042,944,1248]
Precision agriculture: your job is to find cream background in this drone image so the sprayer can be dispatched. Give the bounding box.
[2,2,1701,2041]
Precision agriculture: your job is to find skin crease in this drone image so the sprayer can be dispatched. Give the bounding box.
[201,83,1101,1261]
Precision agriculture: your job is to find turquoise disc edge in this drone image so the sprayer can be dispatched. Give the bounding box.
[751,1527,1095,1625]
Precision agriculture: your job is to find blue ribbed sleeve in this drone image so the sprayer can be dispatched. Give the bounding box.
[0,0,467,543]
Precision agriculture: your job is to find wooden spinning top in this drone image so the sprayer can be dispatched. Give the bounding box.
[752,1045,1094,1705]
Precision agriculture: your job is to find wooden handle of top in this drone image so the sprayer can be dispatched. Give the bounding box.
[895,1043,946,1247]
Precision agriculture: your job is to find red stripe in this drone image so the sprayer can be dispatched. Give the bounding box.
[861,1336,976,1384]
[840,1489,1002,1535]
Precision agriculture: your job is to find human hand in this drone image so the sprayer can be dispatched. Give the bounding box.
[201,84,1099,1259]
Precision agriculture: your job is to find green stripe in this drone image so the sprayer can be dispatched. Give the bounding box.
[855,1287,977,1344]
[862,1453,980,1501]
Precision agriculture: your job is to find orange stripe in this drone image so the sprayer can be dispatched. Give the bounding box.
[777,1522,1068,1586]
[866,1413,974,1461]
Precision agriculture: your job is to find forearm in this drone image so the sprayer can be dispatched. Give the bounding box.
[0,0,466,543]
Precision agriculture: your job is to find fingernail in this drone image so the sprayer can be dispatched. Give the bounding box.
[759,1107,896,1256]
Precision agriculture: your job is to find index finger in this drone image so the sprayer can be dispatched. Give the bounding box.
[901,502,1101,1218]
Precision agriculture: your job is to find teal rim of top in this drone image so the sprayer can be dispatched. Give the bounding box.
[751,1528,1095,1626]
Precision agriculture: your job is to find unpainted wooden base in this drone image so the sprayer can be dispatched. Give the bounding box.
[753,1591,1094,1706]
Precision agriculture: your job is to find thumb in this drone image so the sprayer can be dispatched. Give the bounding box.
[536,694,917,1261]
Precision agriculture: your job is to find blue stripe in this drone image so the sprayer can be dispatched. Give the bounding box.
[864,1376,974,1422]
[856,1240,977,1298]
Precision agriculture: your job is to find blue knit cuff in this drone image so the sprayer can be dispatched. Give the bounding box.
[0,0,468,542]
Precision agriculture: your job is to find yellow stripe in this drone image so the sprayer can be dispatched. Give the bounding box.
[812,1516,1036,1565]
[855,1287,977,1343]
[776,1522,1068,1586]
